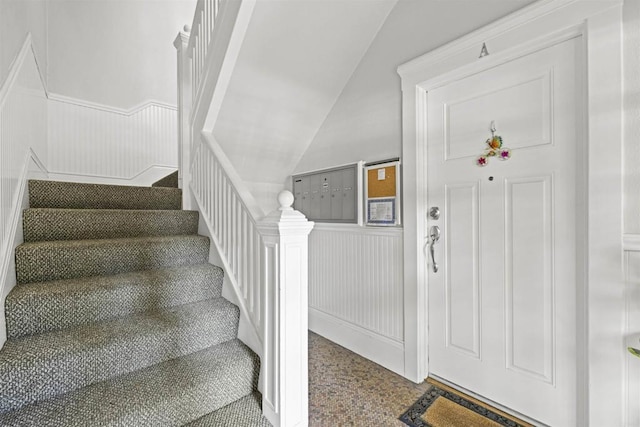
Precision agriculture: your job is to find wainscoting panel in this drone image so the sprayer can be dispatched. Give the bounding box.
[48,95,178,185]
[308,224,404,374]
[625,235,640,426]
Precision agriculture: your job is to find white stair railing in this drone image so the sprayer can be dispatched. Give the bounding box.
[175,2,314,426]
[190,135,264,335]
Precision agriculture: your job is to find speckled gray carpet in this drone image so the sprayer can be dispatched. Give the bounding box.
[0,179,269,426]
[308,332,429,426]
[152,170,179,188]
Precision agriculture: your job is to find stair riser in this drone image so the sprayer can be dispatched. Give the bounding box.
[23,209,199,242]
[28,180,182,210]
[0,340,259,426]
[15,236,210,284]
[6,265,224,338]
[0,301,240,413]
[152,171,179,188]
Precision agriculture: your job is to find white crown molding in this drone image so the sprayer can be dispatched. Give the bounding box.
[624,234,640,252]
[48,93,177,116]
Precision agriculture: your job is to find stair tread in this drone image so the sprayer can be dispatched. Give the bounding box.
[184,393,271,427]
[0,298,240,412]
[15,235,210,284]
[28,179,182,210]
[6,264,224,338]
[0,339,259,426]
[23,208,199,242]
[18,233,207,249]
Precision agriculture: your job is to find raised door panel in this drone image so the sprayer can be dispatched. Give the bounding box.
[505,176,553,383]
[445,182,481,358]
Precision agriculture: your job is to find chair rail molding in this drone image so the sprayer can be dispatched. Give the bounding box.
[0,33,49,348]
[624,234,640,252]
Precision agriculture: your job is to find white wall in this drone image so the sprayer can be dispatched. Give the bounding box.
[0,0,48,87]
[44,0,195,184]
[624,0,640,235]
[212,0,396,209]
[47,0,196,110]
[294,0,536,174]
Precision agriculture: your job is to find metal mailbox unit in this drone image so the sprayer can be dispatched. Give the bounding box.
[292,162,363,224]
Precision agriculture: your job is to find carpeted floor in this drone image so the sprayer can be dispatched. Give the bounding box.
[309,332,429,426]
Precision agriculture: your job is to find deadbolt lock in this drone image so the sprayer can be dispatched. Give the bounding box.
[429,206,440,220]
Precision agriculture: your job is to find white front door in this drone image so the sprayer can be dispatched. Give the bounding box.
[427,37,581,426]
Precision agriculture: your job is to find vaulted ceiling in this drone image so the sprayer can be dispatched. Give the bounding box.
[212,0,397,192]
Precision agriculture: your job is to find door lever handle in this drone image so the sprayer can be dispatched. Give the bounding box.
[429,225,440,273]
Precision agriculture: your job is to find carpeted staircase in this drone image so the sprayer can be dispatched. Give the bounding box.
[0,179,271,426]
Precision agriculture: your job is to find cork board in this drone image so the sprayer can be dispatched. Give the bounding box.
[367,166,396,198]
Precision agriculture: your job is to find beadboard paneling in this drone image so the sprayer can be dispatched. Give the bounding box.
[309,224,404,342]
[48,96,177,184]
[626,240,640,426]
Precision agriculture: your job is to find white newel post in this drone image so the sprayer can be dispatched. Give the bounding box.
[258,191,314,427]
[174,25,193,209]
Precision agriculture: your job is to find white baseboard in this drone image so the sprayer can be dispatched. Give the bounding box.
[309,307,406,377]
[47,165,177,187]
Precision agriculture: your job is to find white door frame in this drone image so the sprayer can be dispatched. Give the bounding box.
[398,0,624,425]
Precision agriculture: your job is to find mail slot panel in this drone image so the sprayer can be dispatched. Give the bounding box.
[341,167,356,221]
[293,178,303,211]
[319,173,332,220]
[292,163,359,223]
[308,174,321,220]
[301,176,311,214]
[330,170,343,220]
